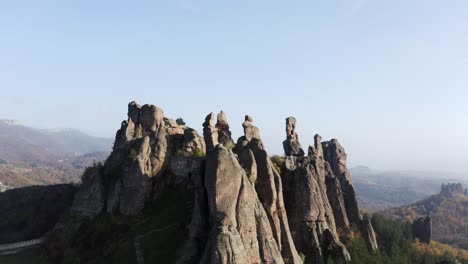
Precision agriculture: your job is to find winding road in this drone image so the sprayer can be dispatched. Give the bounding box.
[0,238,45,255]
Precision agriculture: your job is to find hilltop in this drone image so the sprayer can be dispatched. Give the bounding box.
[382,183,468,250]
[351,167,468,211]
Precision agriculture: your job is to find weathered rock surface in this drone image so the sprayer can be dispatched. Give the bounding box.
[281,117,377,263]
[71,166,105,216]
[283,117,305,157]
[67,103,382,263]
[234,116,301,264]
[322,138,379,252]
[72,101,205,216]
[191,113,301,264]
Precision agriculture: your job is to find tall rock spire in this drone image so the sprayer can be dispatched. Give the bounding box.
[281,117,379,263]
[68,103,379,264]
[190,112,302,264]
[235,115,302,263]
[283,117,305,157]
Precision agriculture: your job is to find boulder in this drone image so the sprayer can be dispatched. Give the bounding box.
[242,115,261,142]
[140,104,164,132]
[128,101,141,124]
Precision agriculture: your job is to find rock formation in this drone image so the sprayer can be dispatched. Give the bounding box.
[322,138,378,252]
[72,101,205,216]
[283,117,305,157]
[412,216,432,244]
[181,113,302,264]
[441,183,466,197]
[68,103,382,263]
[281,117,378,263]
[233,115,301,263]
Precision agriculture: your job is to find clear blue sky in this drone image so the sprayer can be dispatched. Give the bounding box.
[1,0,467,173]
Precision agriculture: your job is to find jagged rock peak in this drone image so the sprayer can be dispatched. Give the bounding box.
[281,117,378,262]
[72,101,205,216]
[70,108,380,263]
[282,118,352,262]
[283,116,305,157]
[321,138,379,251]
[194,113,302,264]
[242,115,261,142]
[215,110,229,130]
[127,100,141,123]
[202,112,219,152]
[441,183,465,197]
[203,111,234,150]
[307,134,324,160]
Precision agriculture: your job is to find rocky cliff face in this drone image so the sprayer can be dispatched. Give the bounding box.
[69,102,379,263]
[281,117,377,263]
[180,113,301,264]
[72,101,205,216]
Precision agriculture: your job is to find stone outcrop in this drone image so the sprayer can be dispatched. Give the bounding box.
[71,166,105,216]
[441,183,466,197]
[188,113,301,264]
[216,111,235,148]
[413,216,432,244]
[281,117,378,263]
[283,117,305,157]
[234,116,301,263]
[71,101,205,216]
[68,103,382,263]
[322,139,379,252]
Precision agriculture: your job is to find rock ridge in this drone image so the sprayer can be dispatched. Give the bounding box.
[68,102,381,263]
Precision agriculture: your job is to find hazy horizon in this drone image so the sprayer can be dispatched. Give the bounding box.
[1,1,467,173]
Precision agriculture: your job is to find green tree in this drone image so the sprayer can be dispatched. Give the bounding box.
[176,118,186,126]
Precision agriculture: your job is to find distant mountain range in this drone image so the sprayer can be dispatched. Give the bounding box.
[350,166,468,211]
[0,120,112,189]
[0,120,112,157]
